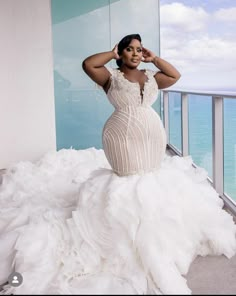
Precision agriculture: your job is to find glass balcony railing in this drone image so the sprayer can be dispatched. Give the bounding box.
[188,94,213,179]
[224,98,236,201]
[162,90,236,214]
[168,92,182,153]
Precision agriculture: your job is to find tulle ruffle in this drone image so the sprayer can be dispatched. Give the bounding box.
[0,148,235,294]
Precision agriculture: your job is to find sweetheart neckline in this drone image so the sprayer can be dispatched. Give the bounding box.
[116,69,150,102]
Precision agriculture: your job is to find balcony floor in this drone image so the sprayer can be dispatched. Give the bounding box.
[187,253,236,294]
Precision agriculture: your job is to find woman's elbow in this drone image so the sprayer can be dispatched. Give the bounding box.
[175,72,181,81]
[82,59,88,72]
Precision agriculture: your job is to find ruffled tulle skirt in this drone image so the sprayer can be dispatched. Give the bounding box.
[0,148,236,294]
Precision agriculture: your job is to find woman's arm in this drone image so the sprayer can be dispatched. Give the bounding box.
[152,56,181,89]
[142,47,181,89]
[82,45,119,88]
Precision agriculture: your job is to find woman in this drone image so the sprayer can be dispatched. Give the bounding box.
[82,33,180,176]
[0,34,236,295]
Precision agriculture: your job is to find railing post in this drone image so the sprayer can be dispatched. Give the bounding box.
[212,96,224,196]
[162,89,236,211]
[181,93,189,156]
[163,91,169,144]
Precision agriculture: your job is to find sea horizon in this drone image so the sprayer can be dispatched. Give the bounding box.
[167,86,236,95]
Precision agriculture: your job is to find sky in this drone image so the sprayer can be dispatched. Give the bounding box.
[159,0,236,91]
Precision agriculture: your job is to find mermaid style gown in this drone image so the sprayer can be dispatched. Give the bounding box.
[102,68,167,176]
[0,68,236,295]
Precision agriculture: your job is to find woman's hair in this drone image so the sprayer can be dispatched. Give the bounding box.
[116,34,142,67]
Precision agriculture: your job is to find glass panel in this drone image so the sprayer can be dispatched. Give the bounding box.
[160,91,164,122]
[110,0,160,50]
[52,0,111,150]
[51,0,161,150]
[224,98,236,201]
[188,95,212,178]
[110,0,161,116]
[168,92,182,152]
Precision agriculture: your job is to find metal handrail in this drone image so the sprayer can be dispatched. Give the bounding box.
[165,89,236,98]
[162,89,236,215]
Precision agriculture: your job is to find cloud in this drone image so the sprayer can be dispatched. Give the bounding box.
[160,2,209,32]
[213,7,236,22]
[181,37,236,65]
[161,35,236,88]
[160,2,236,89]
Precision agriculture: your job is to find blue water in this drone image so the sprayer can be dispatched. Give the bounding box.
[166,92,236,202]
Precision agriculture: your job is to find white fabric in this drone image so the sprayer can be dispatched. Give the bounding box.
[103,69,167,176]
[0,148,236,294]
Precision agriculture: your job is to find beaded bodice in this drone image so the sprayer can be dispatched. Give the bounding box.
[106,68,159,110]
[102,67,167,176]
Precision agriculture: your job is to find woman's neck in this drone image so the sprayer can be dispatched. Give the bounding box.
[119,65,139,74]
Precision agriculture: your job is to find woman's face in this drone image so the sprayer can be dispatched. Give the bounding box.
[120,39,142,68]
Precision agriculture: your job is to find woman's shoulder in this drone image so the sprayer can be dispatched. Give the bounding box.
[105,67,120,77]
[143,68,159,77]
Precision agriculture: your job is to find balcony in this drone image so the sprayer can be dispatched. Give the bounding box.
[162,89,236,294]
[162,89,236,216]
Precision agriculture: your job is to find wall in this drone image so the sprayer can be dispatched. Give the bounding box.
[0,0,56,168]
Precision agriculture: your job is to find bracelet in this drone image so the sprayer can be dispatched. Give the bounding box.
[152,56,159,63]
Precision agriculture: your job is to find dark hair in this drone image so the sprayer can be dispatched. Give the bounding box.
[116,34,142,67]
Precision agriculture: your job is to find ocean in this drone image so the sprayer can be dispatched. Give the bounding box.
[166,92,236,202]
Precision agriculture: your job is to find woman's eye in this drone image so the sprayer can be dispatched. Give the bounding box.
[126,47,142,53]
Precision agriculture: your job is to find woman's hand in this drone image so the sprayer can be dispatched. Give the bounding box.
[142,47,156,63]
[112,44,120,60]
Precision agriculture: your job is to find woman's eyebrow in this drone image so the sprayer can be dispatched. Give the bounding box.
[127,45,142,48]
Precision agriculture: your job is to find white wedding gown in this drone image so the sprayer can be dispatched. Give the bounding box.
[0,68,236,295]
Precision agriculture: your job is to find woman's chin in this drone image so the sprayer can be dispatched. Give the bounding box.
[127,62,141,69]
